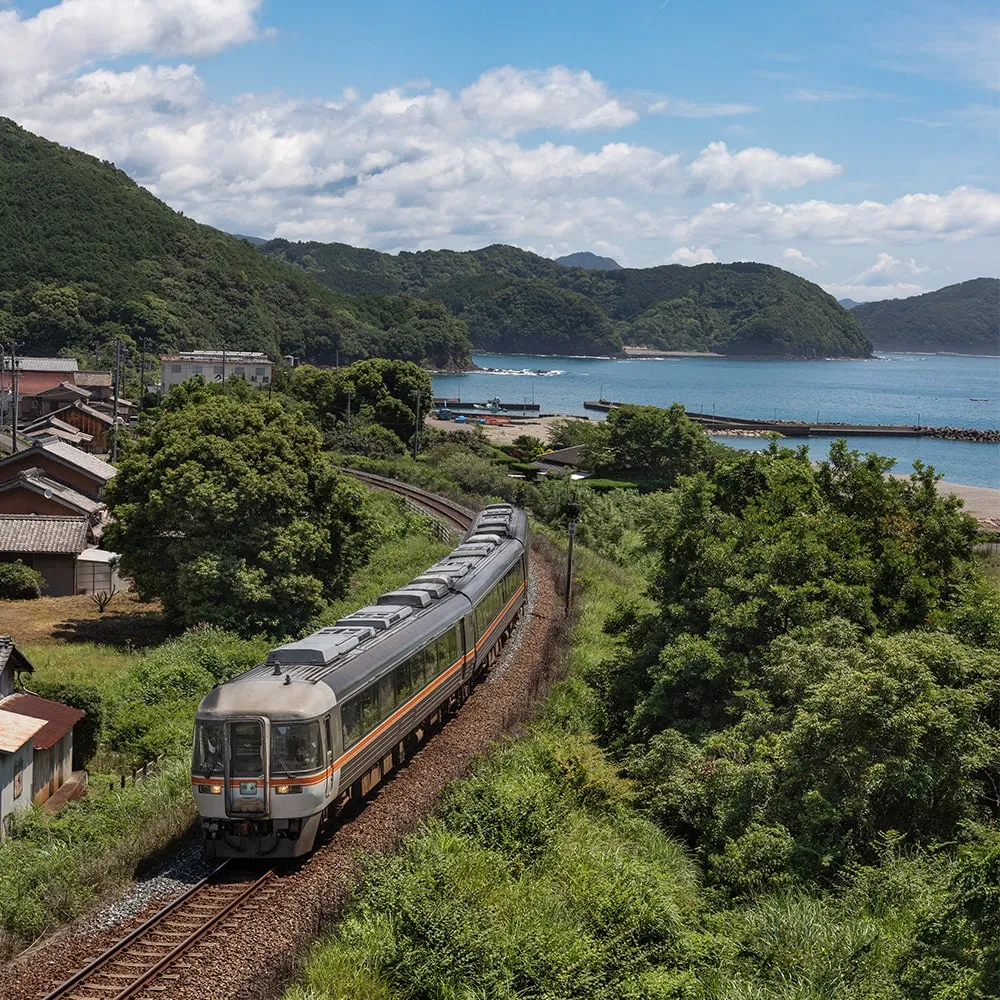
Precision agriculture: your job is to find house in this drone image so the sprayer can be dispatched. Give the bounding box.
[160,350,273,391]
[0,638,86,834]
[23,401,117,453]
[23,381,92,421]
[530,444,592,479]
[0,357,80,423]
[0,467,107,530]
[0,438,116,501]
[0,515,119,596]
[22,415,95,449]
[0,358,127,426]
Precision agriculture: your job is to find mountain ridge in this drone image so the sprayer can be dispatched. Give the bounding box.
[851,278,999,355]
[555,251,622,271]
[259,239,872,359]
[0,119,472,368]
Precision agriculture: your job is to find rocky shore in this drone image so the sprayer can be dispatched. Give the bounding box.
[921,426,1000,443]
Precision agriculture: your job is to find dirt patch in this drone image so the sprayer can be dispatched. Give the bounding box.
[0,592,167,648]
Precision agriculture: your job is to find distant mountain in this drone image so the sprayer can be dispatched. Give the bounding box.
[555,251,622,271]
[0,119,471,368]
[232,233,268,246]
[838,298,861,309]
[851,279,999,355]
[258,239,872,358]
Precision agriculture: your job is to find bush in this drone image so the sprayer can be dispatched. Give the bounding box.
[0,560,43,599]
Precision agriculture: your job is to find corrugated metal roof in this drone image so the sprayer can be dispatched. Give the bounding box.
[0,515,90,553]
[0,709,45,754]
[17,358,79,372]
[0,693,86,749]
[36,382,90,399]
[73,371,113,388]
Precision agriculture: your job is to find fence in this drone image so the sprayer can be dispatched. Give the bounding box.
[110,753,165,792]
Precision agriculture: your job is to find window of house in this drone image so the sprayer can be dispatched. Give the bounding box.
[214,365,224,376]
[170,364,182,374]
[255,367,266,377]
[13,758,23,799]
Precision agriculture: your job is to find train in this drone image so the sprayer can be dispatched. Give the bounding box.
[190,502,529,858]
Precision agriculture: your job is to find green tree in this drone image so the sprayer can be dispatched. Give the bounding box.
[592,403,716,485]
[103,385,376,636]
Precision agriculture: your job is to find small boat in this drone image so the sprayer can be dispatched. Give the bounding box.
[969,397,991,402]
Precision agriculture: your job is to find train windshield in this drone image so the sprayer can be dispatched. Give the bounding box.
[270,721,321,775]
[193,721,224,776]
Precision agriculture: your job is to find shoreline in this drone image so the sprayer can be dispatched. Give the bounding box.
[438,349,999,372]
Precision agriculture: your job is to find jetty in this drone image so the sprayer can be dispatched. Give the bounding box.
[582,401,1000,443]
[434,397,541,414]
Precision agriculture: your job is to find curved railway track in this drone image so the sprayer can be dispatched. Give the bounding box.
[38,474,478,1000]
[42,865,276,1000]
[336,467,476,531]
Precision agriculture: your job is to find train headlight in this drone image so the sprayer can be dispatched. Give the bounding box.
[198,784,222,795]
[274,784,303,794]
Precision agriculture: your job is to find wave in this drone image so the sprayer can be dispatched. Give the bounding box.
[477,367,565,377]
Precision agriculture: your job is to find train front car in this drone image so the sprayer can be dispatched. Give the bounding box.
[191,501,530,860]
[191,641,342,859]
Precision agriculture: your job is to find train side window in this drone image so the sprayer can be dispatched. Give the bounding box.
[437,637,447,673]
[380,673,395,720]
[424,645,437,683]
[342,698,363,748]
[359,685,380,733]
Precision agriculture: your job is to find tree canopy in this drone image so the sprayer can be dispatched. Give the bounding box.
[104,382,377,636]
[588,440,993,886]
[261,240,872,358]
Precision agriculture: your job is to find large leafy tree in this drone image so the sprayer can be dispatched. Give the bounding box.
[104,383,376,636]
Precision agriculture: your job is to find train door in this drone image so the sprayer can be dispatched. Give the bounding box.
[225,719,268,817]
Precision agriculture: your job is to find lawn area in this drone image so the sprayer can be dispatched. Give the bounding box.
[0,591,166,648]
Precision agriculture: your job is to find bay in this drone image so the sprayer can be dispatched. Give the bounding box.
[433,353,1000,489]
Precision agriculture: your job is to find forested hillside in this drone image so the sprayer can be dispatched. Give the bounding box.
[261,239,872,358]
[0,119,471,368]
[852,278,1000,354]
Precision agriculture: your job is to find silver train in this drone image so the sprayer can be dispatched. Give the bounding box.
[191,503,529,858]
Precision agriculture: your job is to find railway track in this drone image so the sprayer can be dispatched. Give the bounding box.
[36,476,474,1000]
[336,468,476,531]
[42,865,276,1000]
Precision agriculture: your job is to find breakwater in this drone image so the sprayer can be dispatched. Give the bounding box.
[583,401,999,443]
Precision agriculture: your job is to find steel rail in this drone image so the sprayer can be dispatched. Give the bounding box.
[336,467,476,531]
[42,864,275,1000]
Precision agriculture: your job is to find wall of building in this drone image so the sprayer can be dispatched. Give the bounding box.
[3,554,79,597]
[31,733,73,805]
[75,558,121,595]
[160,360,273,391]
[0,743,34,836]
[0,487,80,517]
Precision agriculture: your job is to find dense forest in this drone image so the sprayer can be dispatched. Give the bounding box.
[0,119,471,368]
[260,239,872,358]
[852,278,1000,354]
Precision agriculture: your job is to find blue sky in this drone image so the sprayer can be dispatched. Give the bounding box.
[0,0,997,300]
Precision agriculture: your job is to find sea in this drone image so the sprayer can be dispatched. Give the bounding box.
[433,353,1000,489]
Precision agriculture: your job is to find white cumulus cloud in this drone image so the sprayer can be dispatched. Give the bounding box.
[667,246,717,264]
[783,247,817,268]
[687,141,843,193]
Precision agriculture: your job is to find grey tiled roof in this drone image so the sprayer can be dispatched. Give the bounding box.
[39,441,117,482]
[0,515,90,554]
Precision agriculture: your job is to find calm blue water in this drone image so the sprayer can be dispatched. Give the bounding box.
[433,353,1000,489]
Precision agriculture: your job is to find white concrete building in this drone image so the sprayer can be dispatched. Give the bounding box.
[159,351,274,392]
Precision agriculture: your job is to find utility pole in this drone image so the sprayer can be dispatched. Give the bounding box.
[565,500,579,617]
[412,389,422,460]
[111,339,123,462]
[11,348,18,453]
[346,390,354,432]
[138,335,146,413]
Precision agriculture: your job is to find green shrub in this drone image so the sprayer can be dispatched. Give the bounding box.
[0,560,43,599]
[582,478,639,492]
